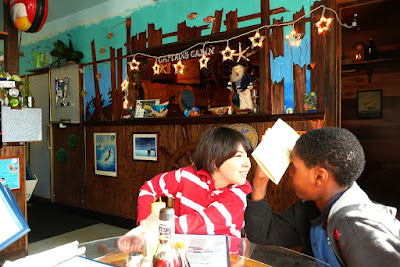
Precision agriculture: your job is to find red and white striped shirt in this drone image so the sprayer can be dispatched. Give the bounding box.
[137,166,252,237]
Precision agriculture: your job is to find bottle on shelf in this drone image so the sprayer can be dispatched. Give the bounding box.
[152,207,182,267]
[367,38,377,60]
[352,13,359,31]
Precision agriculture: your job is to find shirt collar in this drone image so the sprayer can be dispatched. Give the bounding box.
[310,189,347,229]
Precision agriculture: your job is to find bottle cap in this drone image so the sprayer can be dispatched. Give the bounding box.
[159,207,174,221]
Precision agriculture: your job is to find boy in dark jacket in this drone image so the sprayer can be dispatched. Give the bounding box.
[245,127,400,266]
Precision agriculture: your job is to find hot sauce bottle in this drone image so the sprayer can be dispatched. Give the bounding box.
[152,207,182,267]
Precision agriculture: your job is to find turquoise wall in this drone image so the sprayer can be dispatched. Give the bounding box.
[19,0,262,74]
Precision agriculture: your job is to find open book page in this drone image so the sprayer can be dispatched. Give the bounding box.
[252,119,300,185]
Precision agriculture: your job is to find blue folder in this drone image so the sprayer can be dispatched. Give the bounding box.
[0,183,30,252]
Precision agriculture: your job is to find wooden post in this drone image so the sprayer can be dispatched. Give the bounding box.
[126,18,131,55]
[90,40,105,121]
[110,47,118,120]
[260,0,272,114]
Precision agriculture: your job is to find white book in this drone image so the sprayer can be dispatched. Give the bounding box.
[251,118,300,185]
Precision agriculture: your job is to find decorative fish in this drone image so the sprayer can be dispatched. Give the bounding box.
[203,15,215,23]
[96,72,101,80]
[107,32,113,39]
[99,47,105,54]
[187,12,198,20]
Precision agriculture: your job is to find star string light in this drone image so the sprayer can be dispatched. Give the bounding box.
[152,60,160,75]
[173,60,184,74]
[285,27,304,46]
[220,43,236,61]
[249,31,266,48]
[128,57,140,70]
[121,77,129,90]
[315,7,333,35]
[233,42,250,62]
[199,54,210,69]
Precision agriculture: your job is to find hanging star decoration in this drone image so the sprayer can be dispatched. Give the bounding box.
[249,31,266,48]
[121,77,129,90]
[220,45,236,61]
[152,61,160,75]
[233,42,250,62]
[128,57,140,71]
[285,29,304,46]
[173,60,184,74]
[316,15,333,35]
[199,54,210,69]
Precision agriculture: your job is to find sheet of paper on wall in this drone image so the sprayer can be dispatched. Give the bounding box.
[252,118,300,185]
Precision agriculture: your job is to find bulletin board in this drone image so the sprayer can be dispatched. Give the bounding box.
[0,157,21,190]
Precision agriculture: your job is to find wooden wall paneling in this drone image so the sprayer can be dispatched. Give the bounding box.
[3,2,18,74]
[211,9,224,34]
[0,146,27,262]
[110,47,118,121]
[293,64,306,113]
[311,1,326,117]
[126,18,131,55]
[148,23,162,47]
[270,18,284,58]
[91,40,105,121]
[177,21,188,42]
[131,31,147,51]
[225,10,238,30]
[293,7,306,36]
[259,0,272,114]
[271,80,284,114]
[53,125,84,208]
[116,48,123,119]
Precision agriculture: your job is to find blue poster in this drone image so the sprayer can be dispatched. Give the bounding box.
[0,157,20,190]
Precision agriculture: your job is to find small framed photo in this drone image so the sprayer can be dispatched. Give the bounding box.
[133,133,158,161]
[357,90,382,119]
[135,99,160,118]
[94,132,117,177]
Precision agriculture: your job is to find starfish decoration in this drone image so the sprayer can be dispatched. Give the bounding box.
[249,31,266,48]
[128,58,140,71]
[152,62,160,75]
[315,16,333,35]
[285,29,304,46]
[233,42,250,62]
[173,60,184,74]
[159,63,168,74]
[199,54,210,69]
[121,78,129,90]
[220,45,236,61]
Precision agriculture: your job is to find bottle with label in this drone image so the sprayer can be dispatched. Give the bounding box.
[143,201,166,259]
[153,207,182,267]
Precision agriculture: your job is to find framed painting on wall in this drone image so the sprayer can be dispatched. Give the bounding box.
[133,133,158,161]
[94,132,117,177]
[357,90,382,119]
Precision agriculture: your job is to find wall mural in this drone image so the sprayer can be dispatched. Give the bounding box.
[18,0,336,120]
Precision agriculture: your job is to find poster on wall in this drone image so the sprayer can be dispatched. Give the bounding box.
[94,133,117,177]
[0,157,20,190]
[133,133,158,161]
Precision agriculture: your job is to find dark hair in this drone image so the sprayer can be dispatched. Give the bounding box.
[294,127,365,186]
[194,126,253,173]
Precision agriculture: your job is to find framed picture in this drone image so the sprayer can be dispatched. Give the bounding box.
[94,132,117,177]
[357,90,382,119]
[134,99,160,118]
[133,133,158,161]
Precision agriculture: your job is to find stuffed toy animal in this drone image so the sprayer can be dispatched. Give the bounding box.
[6,0,48,32]
[227,63,254,110]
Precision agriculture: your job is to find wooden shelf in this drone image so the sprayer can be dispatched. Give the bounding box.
[342,57,400,68]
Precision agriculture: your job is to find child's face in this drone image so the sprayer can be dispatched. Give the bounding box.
[289,150,317,201]
[212,144,251,188]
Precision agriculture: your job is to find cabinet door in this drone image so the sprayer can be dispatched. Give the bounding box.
[52,124,84,207]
